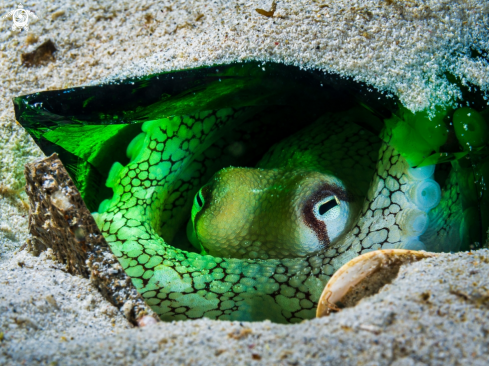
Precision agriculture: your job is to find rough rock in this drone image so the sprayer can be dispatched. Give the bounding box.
[24,153,157,324]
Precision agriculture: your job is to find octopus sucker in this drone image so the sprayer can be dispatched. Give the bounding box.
[15,61,489,323]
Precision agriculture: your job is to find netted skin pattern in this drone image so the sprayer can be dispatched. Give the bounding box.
[93,109,461,323]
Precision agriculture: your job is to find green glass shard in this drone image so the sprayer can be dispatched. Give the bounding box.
[15,62,392,212]
[14,61,489,323]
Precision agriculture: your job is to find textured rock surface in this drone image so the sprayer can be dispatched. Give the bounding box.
[24,153,157,324]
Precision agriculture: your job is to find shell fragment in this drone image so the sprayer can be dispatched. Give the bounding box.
[316,249,435,317]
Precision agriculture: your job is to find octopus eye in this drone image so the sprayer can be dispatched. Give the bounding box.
[191,185,211,222]
[316,196,341,221]
[188,186,210,253]
[195,189,205,209]
[192,187,207,217]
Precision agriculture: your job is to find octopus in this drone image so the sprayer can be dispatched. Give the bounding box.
[16,62,489,323]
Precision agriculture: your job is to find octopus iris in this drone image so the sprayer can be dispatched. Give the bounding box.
[15,62,489,323]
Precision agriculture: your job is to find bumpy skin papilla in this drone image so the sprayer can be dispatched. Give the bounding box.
[189,167,354,259]
[93,109,461,323]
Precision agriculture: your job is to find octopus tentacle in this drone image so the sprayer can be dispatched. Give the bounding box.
[420,167,463,252]
[94,109,330,323]
[325,143,442,269]
[94,108,449,323]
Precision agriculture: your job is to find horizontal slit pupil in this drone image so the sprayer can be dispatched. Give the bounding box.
[319,199,337,215]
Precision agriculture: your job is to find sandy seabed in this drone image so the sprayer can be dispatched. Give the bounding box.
[1,0,489,364]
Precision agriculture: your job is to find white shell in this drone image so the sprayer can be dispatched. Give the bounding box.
[316,249,435,317]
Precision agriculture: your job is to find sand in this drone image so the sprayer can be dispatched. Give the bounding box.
[1,0,489,364]
[1,249,488,365]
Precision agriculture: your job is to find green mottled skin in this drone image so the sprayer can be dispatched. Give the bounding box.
[93,107,463,323]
